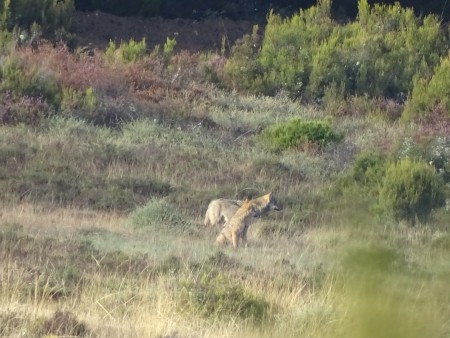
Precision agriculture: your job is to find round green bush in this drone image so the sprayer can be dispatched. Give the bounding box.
[377,158,445,225]
[262,118,343,150]
[352,152,386,188]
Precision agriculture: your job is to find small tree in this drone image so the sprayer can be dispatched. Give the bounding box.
[378,158,445,225]
[403,52,450,121]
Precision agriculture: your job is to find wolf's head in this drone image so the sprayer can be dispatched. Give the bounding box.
[263,192,281,211]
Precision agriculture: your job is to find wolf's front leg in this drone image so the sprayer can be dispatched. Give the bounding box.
[231,231,240,248]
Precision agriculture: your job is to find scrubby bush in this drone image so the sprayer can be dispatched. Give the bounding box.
[163,37,177,61]
[179,271,269,322]
[377,158,445,225]
[352,151,386,189]
[61,87,97,114]
[260,2,334,98]
[427,137,450,182]
[262,118,343,150]
[330,151,387,211]
[225,0,448,102]
[0,55,61,113]
[1,0,74,40]
[127,198,192,232]
[121,38,147,63]
[223,25,265,93]
[105,38,147,63]
[403,52,450,121]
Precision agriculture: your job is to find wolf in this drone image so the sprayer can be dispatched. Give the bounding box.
[204,198,243,227]
[215,192,281,248]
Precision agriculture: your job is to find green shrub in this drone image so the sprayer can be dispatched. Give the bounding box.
[377,158,445,225]
[121,38,147,63]
[61,87,98,114]
[163,37,176,61]
[262,118,343,150]
[127,198,191,232]
[259,2,335,98]
[352,152,386,189]
[104,39,117,61]
[0,56,61,109]
[105,38,147,63]
[2,0,74,39]
[403,52,450,120]
[179,271,269,322]
[225,0,448,101]
[223,25,265,93]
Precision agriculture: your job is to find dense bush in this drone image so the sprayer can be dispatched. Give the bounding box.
[259,0,335,98]
[403,52,450,121]
[223,25,265,93]
[262,118,343,150]
[377,158,445,225]
[0,0,74,40]
[225,0,448,102]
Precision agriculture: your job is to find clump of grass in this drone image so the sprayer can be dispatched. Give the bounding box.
[178,268,269,323]
[38,310,89,337]
[0,311,46,338]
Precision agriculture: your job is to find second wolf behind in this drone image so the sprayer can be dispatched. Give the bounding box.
[215,192,281,248]
[204,198,243,227]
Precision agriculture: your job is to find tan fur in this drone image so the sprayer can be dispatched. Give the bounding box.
[204,198,243,227]
[215,192,281,248]
[215,199,258,248]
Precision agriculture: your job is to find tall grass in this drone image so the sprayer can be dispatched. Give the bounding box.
[1,202,448,337]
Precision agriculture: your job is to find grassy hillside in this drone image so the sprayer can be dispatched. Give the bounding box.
[1,86,449,337]
[1,5,450,338]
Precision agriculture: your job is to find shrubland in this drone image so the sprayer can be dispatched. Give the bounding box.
[0,1,449,337]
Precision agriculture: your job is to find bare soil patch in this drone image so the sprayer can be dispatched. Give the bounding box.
[73,10,257,52]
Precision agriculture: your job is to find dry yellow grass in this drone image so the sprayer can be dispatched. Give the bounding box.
[0,202,126,236]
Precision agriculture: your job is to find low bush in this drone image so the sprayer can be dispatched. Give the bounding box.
[127,198,192,232]
[0,56,61,110]
[377,158,445,225]
[179,270,269,322]
[262,118,343,150]
[163,37,177,61]
[352,151,386,190]
[105,38,147,63]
